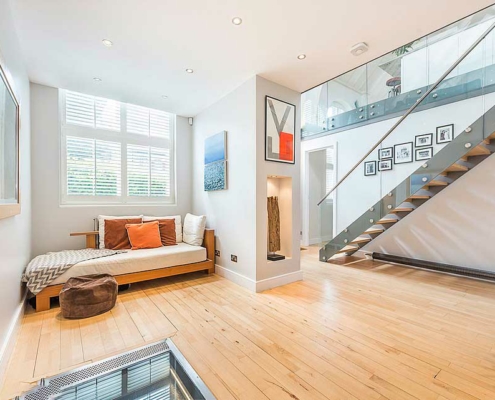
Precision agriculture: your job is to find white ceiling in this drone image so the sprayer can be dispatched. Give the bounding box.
[10,0,495,116]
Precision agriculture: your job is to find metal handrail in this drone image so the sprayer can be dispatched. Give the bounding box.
[317,19,495,206]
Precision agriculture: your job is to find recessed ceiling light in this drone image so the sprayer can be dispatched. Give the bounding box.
[297,54,306,60]
[185,68,194,73]
[161,95,168,99]
[232,17,242,25]
[93,77,102,81]
[102,39,113,47]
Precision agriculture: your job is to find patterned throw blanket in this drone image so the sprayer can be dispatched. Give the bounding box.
[23,249,125,295]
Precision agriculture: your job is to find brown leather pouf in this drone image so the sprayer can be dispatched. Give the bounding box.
[60,274,118,319]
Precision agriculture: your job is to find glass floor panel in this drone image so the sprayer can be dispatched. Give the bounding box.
[16,339,215,400]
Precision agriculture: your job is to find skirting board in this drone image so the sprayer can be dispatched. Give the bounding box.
[0,292,27,389]
[214,264,303,292]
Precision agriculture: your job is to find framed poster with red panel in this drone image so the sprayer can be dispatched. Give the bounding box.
[265,96,296,164]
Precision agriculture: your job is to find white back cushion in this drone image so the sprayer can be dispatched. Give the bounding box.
[98,215,143,249]
[143,215,182,243]
[183,213,206,246]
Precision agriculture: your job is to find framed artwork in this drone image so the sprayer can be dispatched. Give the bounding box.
[378,147,393,160]
[0,60,20,220]
[378,159,392,171]
[415,133,433,147]
[415,147,433,161]
[204,131,227,191]
[364,161,376,176]
[265,96,296,164]
[394,142,413,164]
[436,124,454,144]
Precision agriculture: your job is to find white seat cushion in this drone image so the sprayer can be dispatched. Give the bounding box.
[183,213,206,246]
[50,243,206,285]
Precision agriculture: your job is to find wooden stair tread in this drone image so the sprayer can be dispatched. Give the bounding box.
[445,164,468,172]
[427,180,449,187]
[351,237,372,245]
[466,145,491,157]
[364,228,384,234]
[391,207,414,213]
[336,245,358,254]
[408,195,430,200]
[377,219,397,224]
[487,131,495,141]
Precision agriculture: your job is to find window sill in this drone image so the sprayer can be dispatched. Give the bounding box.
[59,203,178,208]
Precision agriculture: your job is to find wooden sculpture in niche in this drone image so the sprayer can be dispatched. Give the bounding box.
[267,196,285,261]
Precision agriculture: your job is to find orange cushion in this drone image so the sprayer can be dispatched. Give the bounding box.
[145,219,177,246]
[125,221,163,250]
[104,218,142,249]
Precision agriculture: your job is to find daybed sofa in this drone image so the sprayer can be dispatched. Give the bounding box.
[33,215,215,312]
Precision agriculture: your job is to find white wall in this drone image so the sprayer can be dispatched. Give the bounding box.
[255,76,301,284]
[192,76,302,290]
[192,77,258,283]
[0,0,31,381]
[30,83,193,256]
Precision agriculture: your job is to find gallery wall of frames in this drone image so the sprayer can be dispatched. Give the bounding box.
[364,123,453,176]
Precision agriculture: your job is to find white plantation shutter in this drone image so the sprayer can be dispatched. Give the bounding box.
[66,91,94,128]
[66,136,95,195]
[61,89,174,204]
[95,98,120,131]
[66,136,121,196]
[65,90,121,131]
[151,147,170,196]
[127,144,150,196]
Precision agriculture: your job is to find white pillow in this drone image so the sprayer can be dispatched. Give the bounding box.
[143,215,182,243]
[98,215,143,249]
[183,213,206,246]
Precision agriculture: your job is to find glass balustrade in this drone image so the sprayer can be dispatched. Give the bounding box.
[302,5,495,139]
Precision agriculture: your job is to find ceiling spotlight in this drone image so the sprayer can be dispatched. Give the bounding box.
[161,95,168,99]
[102,39,113,47]
[350,42,369,56]
[185,68,194,73]
[93,77,102,81]
[232,17,242,25]
[297,54,306,60]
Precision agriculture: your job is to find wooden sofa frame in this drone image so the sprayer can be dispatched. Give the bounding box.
[34,229,215,312]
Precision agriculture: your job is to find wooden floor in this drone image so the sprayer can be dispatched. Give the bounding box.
[3,248,495,399]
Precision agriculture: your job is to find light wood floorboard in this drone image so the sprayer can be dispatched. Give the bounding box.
[2,247,495,399]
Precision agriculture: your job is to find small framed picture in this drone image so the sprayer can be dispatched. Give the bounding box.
[364,161,376,176]
[436,124,454,144]
[394,142,413,164]
[415,133,433,147]
[378,147,393,160]
[415,147,433,161]
[378,159,392,171]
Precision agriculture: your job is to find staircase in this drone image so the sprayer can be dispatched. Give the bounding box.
[320,107,495,261]
[318,20,495,263]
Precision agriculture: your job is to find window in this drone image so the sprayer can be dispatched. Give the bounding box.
[61,90,175,205]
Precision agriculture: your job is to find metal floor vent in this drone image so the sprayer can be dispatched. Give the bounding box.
[17,341,170,400]
[372,252,495,282]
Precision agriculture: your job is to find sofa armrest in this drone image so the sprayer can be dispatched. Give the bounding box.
[70,231,99,249]
[203,229,215,262]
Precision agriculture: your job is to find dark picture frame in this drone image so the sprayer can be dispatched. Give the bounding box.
[364,161,377,176]
[378,147,393,160]
[378,159,393,171]
[415,133,433,147]
[415,147,433,161]
[394,142,413,164]
[436,124,454,144]
[265,96,296,164]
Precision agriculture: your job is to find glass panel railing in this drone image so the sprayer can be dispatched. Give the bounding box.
[319,21,495,261]
[302,4,495,139]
